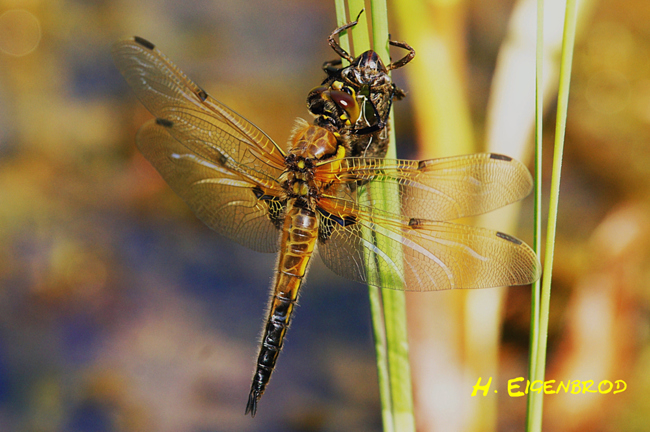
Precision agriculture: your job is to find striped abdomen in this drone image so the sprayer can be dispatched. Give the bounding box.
[245,201,319,417]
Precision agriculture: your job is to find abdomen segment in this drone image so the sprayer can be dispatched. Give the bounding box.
[245,201,319,417]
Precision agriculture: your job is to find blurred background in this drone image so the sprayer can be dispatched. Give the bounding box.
[0,0,648,431]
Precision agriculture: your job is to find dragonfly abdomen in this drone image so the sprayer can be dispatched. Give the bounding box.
[246,201,319,417]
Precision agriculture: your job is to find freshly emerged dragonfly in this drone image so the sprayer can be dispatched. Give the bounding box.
[112,36,541,417]
[308,13,415,158]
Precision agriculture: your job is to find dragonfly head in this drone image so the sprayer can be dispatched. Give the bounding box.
[307,84,362,133]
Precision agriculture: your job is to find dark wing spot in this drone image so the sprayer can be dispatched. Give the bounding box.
[496,231,522,245]
[216,151,228,166]
[267,199,286,230]
[205,147,228,166]
[408,218,426,228]
[251,186,282,202]
[133,36,155,50]
[252,187,286,230]
[196,88,208,102]
[317,208,357,242]
[252,186,266,199]
[320,208,357,227]
[490,153,512,162]
[155,118,174,128]
[318,220,334,242]
[418,160,432,170]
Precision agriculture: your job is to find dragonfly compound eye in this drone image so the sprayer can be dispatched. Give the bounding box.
[329,90,360,125]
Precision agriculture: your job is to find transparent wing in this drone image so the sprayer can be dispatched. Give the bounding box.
[137,119,283,253]
[316,153,533,221]
[112,37,286,179]
[317,198,541,291]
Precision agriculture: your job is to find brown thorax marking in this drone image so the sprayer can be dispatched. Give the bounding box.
[288,119,338,160]
[283,119,344,206]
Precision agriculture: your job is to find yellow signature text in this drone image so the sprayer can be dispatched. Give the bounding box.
[471,377,627,397]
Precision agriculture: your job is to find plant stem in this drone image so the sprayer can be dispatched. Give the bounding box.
[528,0,578,429]
[369,1,415,431]
[333,1,414,431]
[526,0,545,428]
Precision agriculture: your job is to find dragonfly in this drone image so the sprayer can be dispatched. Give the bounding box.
[112,36,541,417]
[307,13,415,158]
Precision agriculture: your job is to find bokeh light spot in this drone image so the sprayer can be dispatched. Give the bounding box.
[0,9,41,57]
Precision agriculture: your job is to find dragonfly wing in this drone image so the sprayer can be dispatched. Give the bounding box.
[112,37,286,179]
[137,119,283,253]
[318,153,533,221]
[317,199,541,291]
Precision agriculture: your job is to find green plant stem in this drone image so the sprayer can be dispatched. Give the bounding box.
[333,3,395,430]
[369,2,414,431]
[334,0,350,62]
[333,1,414,431]
[526,0,544,428]
[348,0,369,57]
[528,0,579,430]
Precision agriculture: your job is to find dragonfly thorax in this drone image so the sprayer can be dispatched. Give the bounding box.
[282,119,345,204]
[288,119,339,160]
